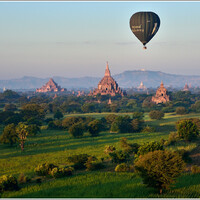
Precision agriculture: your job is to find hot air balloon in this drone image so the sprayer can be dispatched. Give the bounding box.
[130,12,160,49]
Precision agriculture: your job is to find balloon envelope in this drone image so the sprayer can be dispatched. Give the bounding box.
[130,12,160,47]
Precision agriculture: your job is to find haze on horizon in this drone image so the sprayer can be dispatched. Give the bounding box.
[0,2,200,80]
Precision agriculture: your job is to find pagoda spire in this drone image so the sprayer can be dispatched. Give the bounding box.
[104,62,111,77]
[160,80,164,87]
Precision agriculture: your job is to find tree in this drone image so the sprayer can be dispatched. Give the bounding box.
[134,150,185,194]
[21,103,45,121]
[0,124,18,146]
[27,124,41,136]
[62,116,83,130]
[149,110,164,120]
[16,122,29,151]
[54,110,63,120]
[110,116,132,133]
[68,122,84,138]
[88,119,102,136]
[176,119,199,141]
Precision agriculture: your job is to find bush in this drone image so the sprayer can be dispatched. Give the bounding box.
[119,137,139,154]
[18,173,31,184]
[142,126,155,133]
[0,175,19,193]
[115,163,129,172]
[176,107,187,115]
[134,150,186,194]
[62,117,84,130]
[176,119,199,141]
[67,154,90,170]
[175,149,192,163]
[104,145,116,154]
[109,150,130,164]
[137,141,164,157]
[191,165,200,174]
[149,110,164,120]
[68,122,85,138]
[85,156,104,171]
[167,131,179,145]
[34,163,58,176]
[50,166,74,178]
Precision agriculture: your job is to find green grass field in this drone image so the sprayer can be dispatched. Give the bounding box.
[1,112,200,198]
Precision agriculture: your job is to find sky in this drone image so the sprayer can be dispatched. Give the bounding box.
[0,1,200,79]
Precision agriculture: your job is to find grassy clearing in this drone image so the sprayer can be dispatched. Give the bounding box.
[1,112,200,197]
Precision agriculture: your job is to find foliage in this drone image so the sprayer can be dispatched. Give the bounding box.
[176,107,187,115]
[67,154,90,170]
[4,104,17,112]
[167,131,179,145]
[88,119,102,136]
[0,123,18,146]
[174,149,192,163]
[142,126,155,133]
[110,115,132,133]
[53,110,63,120]
[21,103,45,121]
[85,156,104,171]
[48,120,63,130]
[134,150,186,194]
[62,116,84,130]
[16,122,29,151]
[104,145,116,154]
[115,163,130,172]
[27,124,41,136]
[0,175,19,193]
[191,165,200,174]
[18,173,31,184]
[119,137,139,154]
[137,141,164,157]
[109,150,130,164]
[68,122,85,138]
[176,119,199,141]
[50,166,74,178]
[149,110,164,120]
[34,163,58,176]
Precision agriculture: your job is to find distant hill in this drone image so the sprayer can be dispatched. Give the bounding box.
[1,70,200,90]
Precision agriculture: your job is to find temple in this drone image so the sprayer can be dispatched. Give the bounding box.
[89,62,126,96]
[152,81,170,104]
[36,78,66,93]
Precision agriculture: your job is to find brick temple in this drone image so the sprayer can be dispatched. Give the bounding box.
[89,62,126,96]
[152,81,170,104]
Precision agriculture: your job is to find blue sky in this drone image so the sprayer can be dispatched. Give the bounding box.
[0,2,200,79]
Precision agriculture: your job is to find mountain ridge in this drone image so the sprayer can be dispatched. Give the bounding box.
[1,70,200,90]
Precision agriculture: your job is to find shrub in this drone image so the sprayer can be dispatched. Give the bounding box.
[50,166,74,178]
[176,119,199,141]
[167,131,179,145]
[109,150,130,164]
[85,156,104,171]
[141,126,155,133]
[62,117,84,130]
[149,110,164,120]
[68,122,85,138]
[137,141,164,157]
[0,175,19,193]
[176,107,187,115]
[104,145,116,154]
[34,163,58,176]
[191,165,200,174]
[134,150,185,194]
[67,154,90,170]
[18,173,31,184]
[119,137,139,154]
[115,163,129,172]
